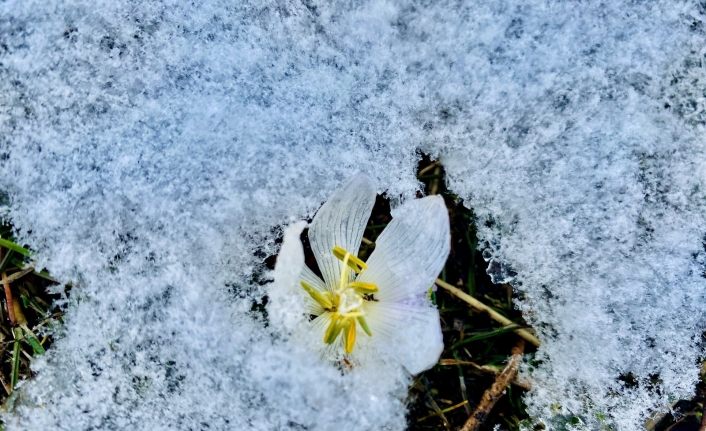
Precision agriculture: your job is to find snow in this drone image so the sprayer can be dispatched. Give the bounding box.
[1,0,705,429]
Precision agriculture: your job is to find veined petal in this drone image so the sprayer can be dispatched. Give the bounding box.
[301,267,327,316]
[308,174,376,290]
[311,313,343,360]
[357,195,450,302]
[305,300,325,317]
[364,301,444,374]
[300,265,327,297]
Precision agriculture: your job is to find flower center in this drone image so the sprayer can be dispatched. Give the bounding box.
[338,288,363,315]
[299,245,378,354]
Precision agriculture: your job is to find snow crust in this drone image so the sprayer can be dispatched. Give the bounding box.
[0,1,705,429]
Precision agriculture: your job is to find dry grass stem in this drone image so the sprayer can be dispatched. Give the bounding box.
[418,161,440,176]
[4,267,35,283]
[417,400,470,423]
[438,358,532,391]
[2,271,16,325]
[435,279,541,348]
[0,372,10,395]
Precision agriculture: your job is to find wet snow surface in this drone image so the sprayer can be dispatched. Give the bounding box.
[1,1,705,429]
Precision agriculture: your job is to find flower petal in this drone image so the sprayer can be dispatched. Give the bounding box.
[300,265,327,296]
[308,174,376,290]
[357,195,450,302]
[364,301,444,374]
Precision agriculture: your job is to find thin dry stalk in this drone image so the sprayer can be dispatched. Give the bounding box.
[4,267,34,283]
[430,165,442,195]
[418,161,440,176]
[438,358,532,391]
[2,272,15,325]
[435,279,541,348]
[418,400,469,423]
[426,388,452,431]
[460,340,525,431]
[0,372,10,396]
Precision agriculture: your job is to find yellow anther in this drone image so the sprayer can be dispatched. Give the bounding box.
[332,246,367,273]
[300,281,333,310]
[349,281,378,294]
[356,316,372,337]
[343,318,357,354]
[305,246,377,355]
[324,314,345,345]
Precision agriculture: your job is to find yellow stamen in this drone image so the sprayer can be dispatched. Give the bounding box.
[343,318,357,354]
[332,246,367,273]
[300,281,333,310]
[349,281,378,294]
[357,316,372,336]
[324,315,345,345]
[302,246,379,355]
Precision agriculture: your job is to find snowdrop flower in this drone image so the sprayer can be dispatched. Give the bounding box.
[271,174,450,374]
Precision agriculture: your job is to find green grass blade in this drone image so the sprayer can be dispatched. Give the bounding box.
[449,324,521,351]
[0,238,31,257]
[21,325,45,355]
[10,328,22,390]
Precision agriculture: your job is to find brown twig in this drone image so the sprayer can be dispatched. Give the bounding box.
[460,340,525,431]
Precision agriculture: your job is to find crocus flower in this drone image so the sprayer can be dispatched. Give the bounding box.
[270,174,450,374]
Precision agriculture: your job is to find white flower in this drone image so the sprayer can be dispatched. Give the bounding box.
[270,174,450,374]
